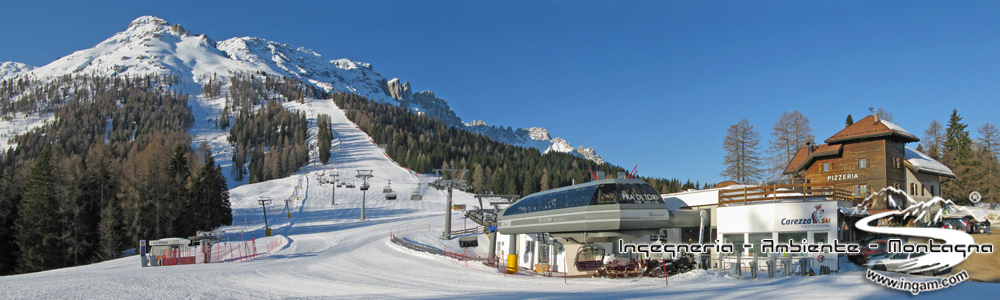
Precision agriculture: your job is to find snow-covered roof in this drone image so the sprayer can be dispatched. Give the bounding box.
[824,115,919,144]
[879,119,917,140]
[904,146,956,178]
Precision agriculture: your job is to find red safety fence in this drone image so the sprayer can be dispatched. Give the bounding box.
[151,236,286,266]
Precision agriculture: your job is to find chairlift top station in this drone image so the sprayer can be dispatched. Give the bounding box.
[497,178,702,239]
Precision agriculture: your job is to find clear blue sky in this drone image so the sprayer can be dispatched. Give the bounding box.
[2,1,999,184]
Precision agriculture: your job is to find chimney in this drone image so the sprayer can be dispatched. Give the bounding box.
[596,171,606,180]
[806,141,814,155]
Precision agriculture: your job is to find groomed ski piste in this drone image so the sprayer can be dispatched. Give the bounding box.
[1,97,997,299]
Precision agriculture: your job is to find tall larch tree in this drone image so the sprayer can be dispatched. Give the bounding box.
[976,123,1000,204]
[722,119,764,183]
[924,119,944,160]
[766,111,814,182]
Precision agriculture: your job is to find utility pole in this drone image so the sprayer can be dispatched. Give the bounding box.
[258,197,272,236]
[330,171,339,205]
[357,170,374,220]
[435,169,469,240]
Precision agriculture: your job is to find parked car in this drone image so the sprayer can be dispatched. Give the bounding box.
[918,221,949,229]
[867,252,949,276]
[941,217,969,232]
[848,234,908,263]
[854,236,909,264]
[974,220,992,234]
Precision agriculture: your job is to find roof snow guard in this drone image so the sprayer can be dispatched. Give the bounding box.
[904,146,956,178]
[824,115,919,144]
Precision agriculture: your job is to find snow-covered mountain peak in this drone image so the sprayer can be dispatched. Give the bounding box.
[128,16,168,29]
[217,37,322,64]
[545,138,573,153]
[332,58,372,70]
[118,15,198,44]
[527,127,551,141]
[0,62,35,78]
[0,15,607,165]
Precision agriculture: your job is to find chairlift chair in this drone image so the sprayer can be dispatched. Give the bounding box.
[575,243,607,272]
[411,191,423,201]
[383,181,393,194]
[386,192,397,200]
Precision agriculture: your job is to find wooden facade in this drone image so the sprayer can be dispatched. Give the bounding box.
[784,115,946,209]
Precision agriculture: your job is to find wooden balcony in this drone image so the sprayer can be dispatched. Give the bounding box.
[718,183,854,205]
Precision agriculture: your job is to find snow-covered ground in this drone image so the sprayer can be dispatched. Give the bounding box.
[1,97,997,298]
[0,112,53,151]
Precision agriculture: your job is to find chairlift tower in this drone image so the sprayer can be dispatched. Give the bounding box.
[434,169,469,240]
[356,170,374,220]
[285,198,292,218]
[330,171,339,205]
[473,194,519,260]
[258,197,273,236]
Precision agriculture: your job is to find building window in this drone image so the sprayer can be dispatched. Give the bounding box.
[723,234,745,255]
[778,232,808,257]
[930,185,935,196]
[921,184,925,196]
[814,232,829,244]
[910,183,915,195]
[748,233,771,257]
[854,184,869,197]
[859,158,867,169]
[823,162,830,172]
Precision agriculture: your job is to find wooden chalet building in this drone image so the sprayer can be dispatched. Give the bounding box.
[783,114,955,210]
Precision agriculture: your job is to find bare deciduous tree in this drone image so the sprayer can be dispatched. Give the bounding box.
[977,123,1000,159]
[766,111,814,183]
[976,123,1000,204]
[722,119,764,183]
[923,119,944,159]
[875,107,893,122]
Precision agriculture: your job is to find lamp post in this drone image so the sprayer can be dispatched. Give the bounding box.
[357,170,373,220]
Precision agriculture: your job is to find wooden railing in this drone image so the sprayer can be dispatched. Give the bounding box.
[718,183,853,205]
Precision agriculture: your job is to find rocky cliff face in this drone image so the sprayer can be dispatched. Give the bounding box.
[464,123,604,164]
[384,78,411,102]
[576,146,604,164]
